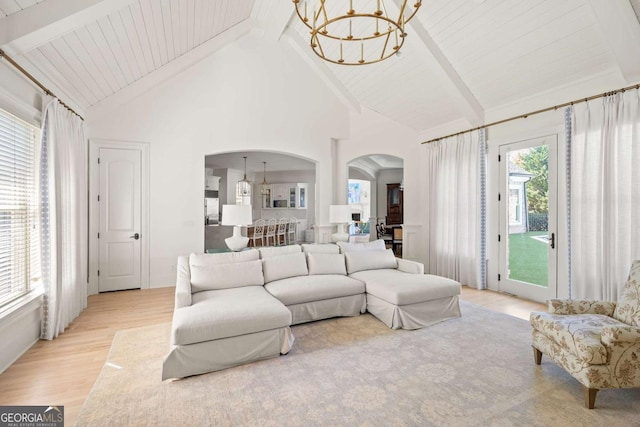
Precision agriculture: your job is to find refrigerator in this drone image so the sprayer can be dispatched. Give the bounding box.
[205,198,219,225]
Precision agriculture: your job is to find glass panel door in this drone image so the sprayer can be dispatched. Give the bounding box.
[498,136,557,302]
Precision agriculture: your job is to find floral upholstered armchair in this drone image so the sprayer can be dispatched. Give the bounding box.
[530,260,640,409]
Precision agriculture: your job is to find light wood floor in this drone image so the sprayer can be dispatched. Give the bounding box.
[0,286,545,425]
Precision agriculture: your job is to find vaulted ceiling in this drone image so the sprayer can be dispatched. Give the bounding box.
[1,0,639,135]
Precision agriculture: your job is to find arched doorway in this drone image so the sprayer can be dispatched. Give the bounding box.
[204,151,316,250]
[347,154,404,254]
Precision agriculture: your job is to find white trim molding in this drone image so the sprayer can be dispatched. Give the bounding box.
[400,224,422,263]
[314,224,334,244]
[88,139,150,295]
[0,290,43,374]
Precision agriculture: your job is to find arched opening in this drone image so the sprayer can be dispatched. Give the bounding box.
[204,151,316,251]
[348,154,404,255]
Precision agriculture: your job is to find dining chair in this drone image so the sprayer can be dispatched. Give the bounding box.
[265,218,277,246]
[287,217,297,245]
[392,226,403,257]
[251,219,266,247]
[276,218,288,246]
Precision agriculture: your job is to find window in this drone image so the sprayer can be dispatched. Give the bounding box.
[0,108,40,308]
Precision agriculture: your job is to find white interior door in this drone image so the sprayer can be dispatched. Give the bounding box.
[98,147,142,292]
[498,136,558,302]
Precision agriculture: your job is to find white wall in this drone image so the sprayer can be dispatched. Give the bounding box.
[87,34,349,287]
[0,62,43,126]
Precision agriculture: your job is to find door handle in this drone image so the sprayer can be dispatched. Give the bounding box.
[549,233,555,249]
[130,233,140,240]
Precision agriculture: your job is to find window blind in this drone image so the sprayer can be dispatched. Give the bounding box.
[0,108,39,307]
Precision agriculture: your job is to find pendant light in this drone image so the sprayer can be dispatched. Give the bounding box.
[260,161,270,195]
[236,156,252,198]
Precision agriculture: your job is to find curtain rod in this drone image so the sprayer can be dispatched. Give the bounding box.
[421,82,640,144]
[0,48,84,121]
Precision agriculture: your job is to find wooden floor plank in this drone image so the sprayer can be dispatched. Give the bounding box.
[0,285,545,425]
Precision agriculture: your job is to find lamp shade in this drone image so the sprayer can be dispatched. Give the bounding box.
[221,204,252,226]
[329,205,352,224]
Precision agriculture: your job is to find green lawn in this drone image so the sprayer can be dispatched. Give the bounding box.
[508,231,548,287]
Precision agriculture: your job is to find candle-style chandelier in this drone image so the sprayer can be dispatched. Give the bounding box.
[292,0,422,66]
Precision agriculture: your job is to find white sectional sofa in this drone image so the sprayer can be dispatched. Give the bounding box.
[162,241,461,380]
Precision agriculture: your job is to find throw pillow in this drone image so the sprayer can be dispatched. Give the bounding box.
[337,239,386,253]
[258,244,302,259]
[190,259,264,292]
[262,252,309,283]
[307,253,347,275]
[301,243,340,254]
[345,249,398,274]
[189,249,259,268]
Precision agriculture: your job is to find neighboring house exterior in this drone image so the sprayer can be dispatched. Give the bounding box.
[508,163,534,234]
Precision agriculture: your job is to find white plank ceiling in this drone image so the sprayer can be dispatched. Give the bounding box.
[0,0,46,19]
[1,0,639,134]
[419,0,617,109]
[4,0,254,109]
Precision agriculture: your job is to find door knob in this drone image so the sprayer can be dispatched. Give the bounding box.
[549,233,555,249]
[130,233,140,240]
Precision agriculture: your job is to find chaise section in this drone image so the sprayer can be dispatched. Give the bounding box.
[162,328,293,381]
[345,249,461,330]
[162,252,294,380]
[352,269,461,329]
[172,286,292,345]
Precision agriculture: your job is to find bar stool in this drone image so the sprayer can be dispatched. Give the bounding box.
[287,217,297,245]
[276,218,288,246]
[251,219,265,247]
[265,218,277,246]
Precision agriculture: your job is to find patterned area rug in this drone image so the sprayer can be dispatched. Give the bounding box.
[77,302,640,426]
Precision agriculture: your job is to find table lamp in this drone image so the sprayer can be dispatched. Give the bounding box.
[329,205,351,242]
[221,204,252,251]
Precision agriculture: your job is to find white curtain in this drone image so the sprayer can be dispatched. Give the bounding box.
[40,96,88,340]
[426,130,486,288]
[570,89,640,300]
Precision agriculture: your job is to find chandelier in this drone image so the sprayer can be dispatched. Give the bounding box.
[292,0,422,66]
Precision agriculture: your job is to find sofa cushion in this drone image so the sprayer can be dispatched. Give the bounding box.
[258,244,302,259]
[337,239,386,253]
[301,243,340,254]
[345,249,397,274]
[171,286,291,345]
[530,312,626,365]
[190,259,264,293]
[262,252,308,283]
[189,249,259,267]
[307,253,347,276]
[351,269,460,305]
[613,259,640,326]
[265,275,365,306]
